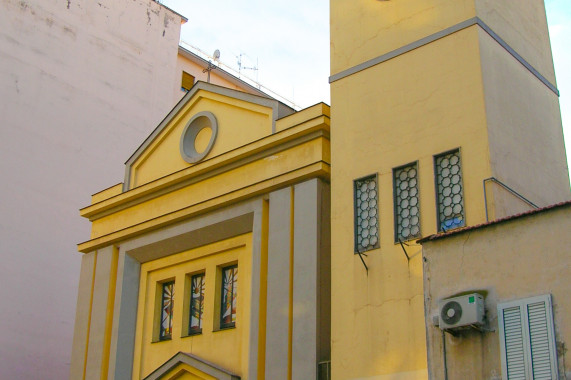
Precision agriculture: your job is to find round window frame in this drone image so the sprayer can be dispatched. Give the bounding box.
[180,111,218,164]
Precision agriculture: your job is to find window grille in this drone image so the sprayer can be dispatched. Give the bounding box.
[188,273,205,335]
[393,162,420,241]
[434,150,465,231]
[159,281,174,340]
[354,175,380,253]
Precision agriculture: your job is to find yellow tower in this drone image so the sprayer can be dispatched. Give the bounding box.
[329,0,570,378]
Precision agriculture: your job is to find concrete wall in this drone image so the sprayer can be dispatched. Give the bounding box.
[0,0,184,377]
[422,204,571,379]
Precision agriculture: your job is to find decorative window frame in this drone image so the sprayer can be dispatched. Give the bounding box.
[433,148,465,232]
[180,111,218,164]
[392,161,421,242]
[154,279,175,342]
[216,264,238,330]
[184,272,205,336]
[353,174,380,253]
[497,294,559,380]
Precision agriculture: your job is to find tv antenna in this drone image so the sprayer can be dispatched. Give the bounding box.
[203,49,221,83]
[236,53,259,84]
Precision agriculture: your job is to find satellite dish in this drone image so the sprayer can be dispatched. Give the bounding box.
[213,49,221,62]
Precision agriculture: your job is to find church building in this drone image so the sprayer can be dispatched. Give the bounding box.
[71,0,570,379]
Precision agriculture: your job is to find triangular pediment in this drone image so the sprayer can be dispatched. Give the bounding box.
[143,352,240,380]
[124,81,294,189]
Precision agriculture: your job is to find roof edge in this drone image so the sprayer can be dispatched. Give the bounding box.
[178,45,269,98]
[418,200,571,243]
[122,81,294,191]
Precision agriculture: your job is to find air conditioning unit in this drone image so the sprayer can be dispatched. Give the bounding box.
[438,293,485,330]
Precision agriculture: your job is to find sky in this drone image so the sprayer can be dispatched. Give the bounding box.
[161,0,571,173]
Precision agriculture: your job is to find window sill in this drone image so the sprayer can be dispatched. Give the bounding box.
[151,337,172,344]
[182,331,203,338]
[213,325,236,332]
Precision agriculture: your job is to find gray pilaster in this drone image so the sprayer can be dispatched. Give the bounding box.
[265,187,293,379]
[292,179,331,379]
[108,251,141,380]
[247,202,265,380]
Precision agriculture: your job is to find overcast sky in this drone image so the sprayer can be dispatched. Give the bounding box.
[161,0,571,174]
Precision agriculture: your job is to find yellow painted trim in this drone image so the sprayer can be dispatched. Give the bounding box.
[78,162,330,253]
[275,103,330,132]
[100,247,119,380]
[81,116,329,219]
[91,184,123,204]
[144,240,247,273]
[83,251,98,380]
[257,199,269,380]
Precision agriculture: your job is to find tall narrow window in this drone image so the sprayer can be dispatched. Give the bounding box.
[159,281,175,340]
[393,162,420,242]
[354,175,380,253]
[220,265,238,329]
[434,149,465,231]
[188,273,205,335]
[498,295,558,379]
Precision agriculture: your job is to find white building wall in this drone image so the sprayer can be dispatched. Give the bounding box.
[0,0,184,377]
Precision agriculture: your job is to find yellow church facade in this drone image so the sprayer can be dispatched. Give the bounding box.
[71,0,571,379]
[71,82,331,379]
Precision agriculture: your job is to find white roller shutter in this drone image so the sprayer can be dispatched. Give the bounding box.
[498,295,558,380]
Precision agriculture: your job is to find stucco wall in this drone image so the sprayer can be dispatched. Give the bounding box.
[475,0,556,84]
[478,27,571,217]
[0,0,184,377]
[422,205,571,379]
[330,26,493,379]
[330,0,475,75]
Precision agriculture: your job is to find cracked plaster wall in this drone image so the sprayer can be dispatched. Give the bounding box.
[422,205,571,379]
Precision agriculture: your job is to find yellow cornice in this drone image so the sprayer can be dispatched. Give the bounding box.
[80,115,330,221]
[77,161,330,253]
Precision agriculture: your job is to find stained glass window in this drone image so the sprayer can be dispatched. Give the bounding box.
[188,273,205,335]
[159,281,174,340]
[435,149,465,231]
[354,175,380,253]
[220,265,238,329]
[393,162,421,242]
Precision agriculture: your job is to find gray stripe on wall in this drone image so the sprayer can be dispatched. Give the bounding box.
[329,17,559,96]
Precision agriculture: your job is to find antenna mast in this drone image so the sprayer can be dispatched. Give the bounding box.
[203,49,221,83]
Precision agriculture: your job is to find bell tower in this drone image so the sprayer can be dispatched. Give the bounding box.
[329,0,570,378]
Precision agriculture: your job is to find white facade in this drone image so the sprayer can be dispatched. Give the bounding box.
[0,0,185,377]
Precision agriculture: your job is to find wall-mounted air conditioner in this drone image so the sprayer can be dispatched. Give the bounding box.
[438,293,485,330]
